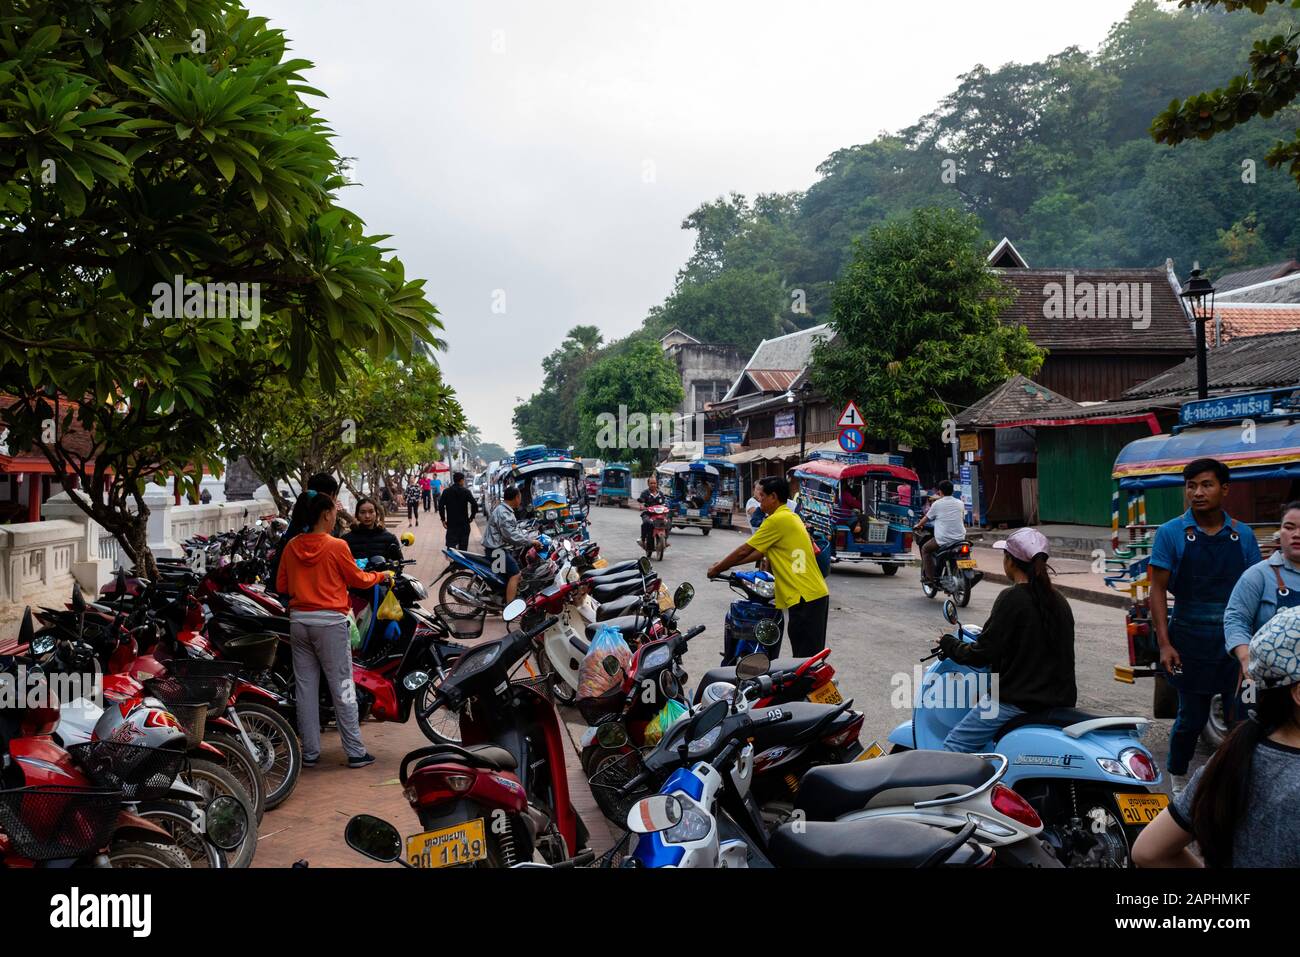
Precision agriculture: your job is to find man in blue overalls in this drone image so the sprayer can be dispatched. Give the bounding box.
[1224,500,1300,682]
[1148,457,1261,792]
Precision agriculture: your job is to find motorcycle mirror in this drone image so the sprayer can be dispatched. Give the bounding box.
[205,794,250,851]
[345,814,403,863]
[596,721,629,749]
[625,794,682,835]
[672,582,694,610]
[753,619,780,648]
[689,698,729,740]
[659,669,681,701]
[502,598,527,623]
[735,652,770,680]
[400,532,415,547]
[601,654,621,677]
[943,599,959,626]
[638,556,652,577]
[71,585,86,615]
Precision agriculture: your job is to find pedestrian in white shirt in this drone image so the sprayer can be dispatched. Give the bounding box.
[915,480,967,582]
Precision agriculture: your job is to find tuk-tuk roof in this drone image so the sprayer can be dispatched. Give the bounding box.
[794,457,920,484]
[693,458,737,473]
[657,461,720,477]
[514,458,583,478]
[602,463,631,473]
[1113,420,1300,489]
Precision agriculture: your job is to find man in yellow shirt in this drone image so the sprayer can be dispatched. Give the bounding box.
[708,476,830,657]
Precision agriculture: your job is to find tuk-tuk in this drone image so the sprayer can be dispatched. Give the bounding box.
[792,452,921,575]
[693,458,738,528]
[656,461,721,534]
[598,463,632,507]
[507,446,589,540]
[1107,393,1293,736]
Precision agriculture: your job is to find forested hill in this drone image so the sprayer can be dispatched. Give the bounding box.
[641,0,1300,354]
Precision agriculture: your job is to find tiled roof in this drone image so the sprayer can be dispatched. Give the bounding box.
[955,375,1083,427]
[1213,260,1300,294]
[992,268,1195,354]
[1125,329,1300,399]
[1211,305,1300,346]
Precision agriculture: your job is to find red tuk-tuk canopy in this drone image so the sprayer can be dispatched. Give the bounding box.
[794,458,919,485]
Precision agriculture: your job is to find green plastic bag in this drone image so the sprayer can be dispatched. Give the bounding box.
[347,612,362,650]
[642,699,688,747]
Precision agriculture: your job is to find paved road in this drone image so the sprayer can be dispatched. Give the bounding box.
[588,504,1184,776]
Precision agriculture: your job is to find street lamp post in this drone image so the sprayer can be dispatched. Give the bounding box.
[1180,263,1216,401]
[795,381,814,461]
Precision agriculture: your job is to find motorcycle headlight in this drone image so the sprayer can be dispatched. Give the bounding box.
[662,802,711,844]
[639,645,671,672]
[451,643,502,680]
[406,579,428,600]
[750,579,774,599]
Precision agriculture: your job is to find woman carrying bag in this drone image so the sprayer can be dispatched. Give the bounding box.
[276,491,391,769]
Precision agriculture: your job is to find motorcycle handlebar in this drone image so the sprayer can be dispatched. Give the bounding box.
[520,615,559,641]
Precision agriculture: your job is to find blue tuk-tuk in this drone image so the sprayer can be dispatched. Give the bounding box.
[507,446,589,540]
[598,463,632,507]
[792,452,921,575]
[656,461,721,535]
[694,458,738,528]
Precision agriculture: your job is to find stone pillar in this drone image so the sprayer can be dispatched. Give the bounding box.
[40,490,112,592]
[142,486,183,558]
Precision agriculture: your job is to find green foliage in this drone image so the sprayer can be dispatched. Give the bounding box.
[576,340,683,470]
[512,325,603,447]
[810,208,1043,448]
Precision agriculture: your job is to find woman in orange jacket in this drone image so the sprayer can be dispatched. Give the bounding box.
[276,491,390,768]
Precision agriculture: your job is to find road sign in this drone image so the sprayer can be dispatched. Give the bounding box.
[1179,390,1276,426]
[717,431,743,444]
[839,427,865,453]
[837,401,865,429]
[703,445,727,456]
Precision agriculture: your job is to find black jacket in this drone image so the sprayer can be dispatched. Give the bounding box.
[342,524,403,562]
[438,483,479,528]
[940,584,1076,712]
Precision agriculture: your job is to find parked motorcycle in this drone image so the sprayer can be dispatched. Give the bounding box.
[713,570,784,665]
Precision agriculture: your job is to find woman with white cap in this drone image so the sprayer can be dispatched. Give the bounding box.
[1132,607,1300,867]
[936,527,1076,752]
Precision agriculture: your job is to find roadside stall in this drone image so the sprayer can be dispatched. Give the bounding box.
[793,452,921,575]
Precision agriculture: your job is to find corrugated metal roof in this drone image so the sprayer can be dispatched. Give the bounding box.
[722,325,833,401]
[1213,260,1300,294]
[1125,329,1300,398]
[746,370,799,393]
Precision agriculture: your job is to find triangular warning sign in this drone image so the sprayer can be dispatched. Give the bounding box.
[837,401,865,428]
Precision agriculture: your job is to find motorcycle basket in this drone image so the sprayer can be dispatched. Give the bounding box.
[575,687,624,725]
[218,632,279,671]
[66,741,188,803]
[141,678,208,747]
[434,604,485,640]
[0,785,124,860]
[155,661,237,717]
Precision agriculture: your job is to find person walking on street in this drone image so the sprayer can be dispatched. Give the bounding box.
[342,497,403,561]
[431,475,443,512]
[1148,458,1260,792]
[1133,606,1300,868]
[937,528,1076,752]
[482,485,539,604]
[439,471,479,551]
[914,480,966,583]
[276,492,389,768]
[745,480,765,530]
[1225,501,1300,680]
[707,476,829,658]
[420,475,432,513]
[404,480,421,527]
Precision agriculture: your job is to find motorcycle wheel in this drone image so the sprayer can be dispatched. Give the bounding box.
[1201,693,1229,749]
[205,733,267,825]
[108,841,192,869]
[438,570,494,618]
[921,579,938,600]
[533,649,577,706]
[415,676,463,746]
[1039,790,1132,868]
[952,572,971,608]
[655,543,664,561]
[233,701,302,810]
[180,759,258,868]
[135,801,227,868]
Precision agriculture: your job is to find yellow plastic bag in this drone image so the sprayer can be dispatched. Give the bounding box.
[376,585,404,622]
[642,699,688,747]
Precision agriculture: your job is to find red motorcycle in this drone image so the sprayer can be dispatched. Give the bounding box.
[357,604,591,867]
[641,504,670,561]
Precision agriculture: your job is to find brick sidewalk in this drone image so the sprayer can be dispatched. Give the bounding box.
[253,505,616,867]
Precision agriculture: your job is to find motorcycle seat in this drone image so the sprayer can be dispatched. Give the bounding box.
[411,743,517,773]
[595,594,644,622]
[795,751,997,822]
[748,701,860,750]
[581,568,642,588]
[590,579,649,603]
[995,707,1104,736]
[584,614,648,643]
[695,658,811,692]
[581,560,640,580]
[934,540,971,556]
[767,818,977,868]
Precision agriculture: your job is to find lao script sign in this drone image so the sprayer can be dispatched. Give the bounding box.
[1179,391,1275,426]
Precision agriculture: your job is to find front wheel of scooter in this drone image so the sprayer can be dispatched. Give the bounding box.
[415,678,463,745]
[534,649,577,706]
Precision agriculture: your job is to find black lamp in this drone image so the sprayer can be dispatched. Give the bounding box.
[1180,263,1216,400]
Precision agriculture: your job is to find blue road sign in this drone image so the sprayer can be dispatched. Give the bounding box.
[717,431,743,444]
[704,445,727,456]
[839,427,865,453]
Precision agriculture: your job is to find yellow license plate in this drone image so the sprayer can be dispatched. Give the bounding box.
[1113,792,1168,825]
[856,740,885,761]
[405,818,487,868]
[956,559,977,569]
[808,683,842,705]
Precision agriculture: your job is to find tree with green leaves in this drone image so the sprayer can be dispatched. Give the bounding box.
[810,208,1044,448]
[576,340,683,471]
[512,325,603,447]
[1151,0,1300,187]
[0,2,446,575]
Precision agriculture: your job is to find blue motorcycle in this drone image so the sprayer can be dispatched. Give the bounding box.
[888,599,1166,867]
[713,570,784,665]
[434,533,559,617]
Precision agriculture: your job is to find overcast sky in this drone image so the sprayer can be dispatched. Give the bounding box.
[255,0,1141,446]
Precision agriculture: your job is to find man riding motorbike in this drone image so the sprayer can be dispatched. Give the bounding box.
[638,475,667,553]
[482,484,539,604]
[914,480,966,584]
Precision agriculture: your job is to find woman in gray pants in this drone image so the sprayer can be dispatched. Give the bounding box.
[275,492,390,768]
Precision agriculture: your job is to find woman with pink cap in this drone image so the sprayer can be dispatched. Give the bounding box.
[937,527,1077,752]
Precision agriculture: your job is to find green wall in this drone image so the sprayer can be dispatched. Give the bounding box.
[1038,424,1176,527]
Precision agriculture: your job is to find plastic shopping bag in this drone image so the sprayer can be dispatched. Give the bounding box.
[376,584,404,622]
[347,611,363,650]
[642,699,688,747]
[577,625,633,700]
